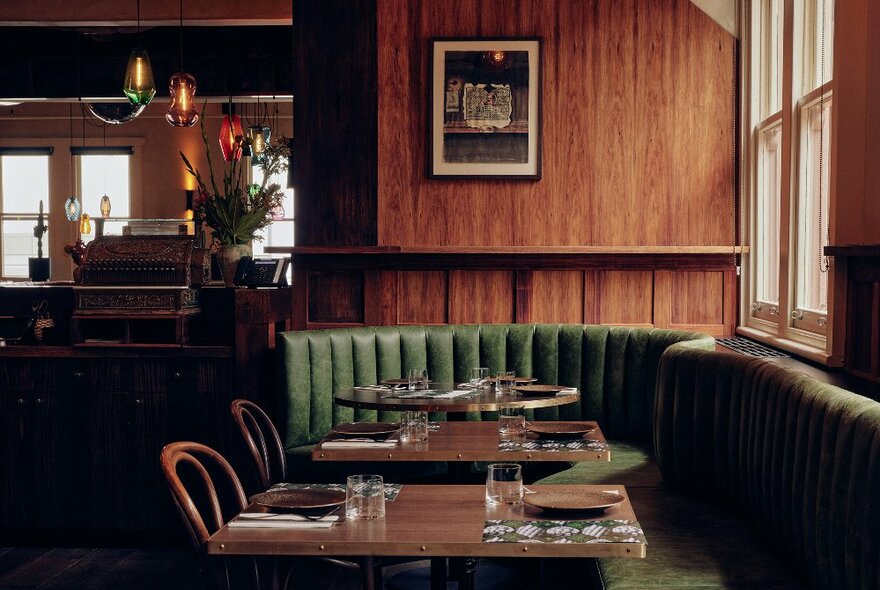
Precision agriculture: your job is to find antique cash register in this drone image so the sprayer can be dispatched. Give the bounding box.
[72,236,210,346]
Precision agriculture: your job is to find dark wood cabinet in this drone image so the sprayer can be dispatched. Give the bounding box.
[0,287,290,537]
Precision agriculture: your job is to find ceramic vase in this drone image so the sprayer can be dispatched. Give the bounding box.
[217,243,252,287]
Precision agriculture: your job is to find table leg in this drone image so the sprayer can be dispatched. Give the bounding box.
[458,558,477,590]
[430,557,447,590]
[359,556,375,590]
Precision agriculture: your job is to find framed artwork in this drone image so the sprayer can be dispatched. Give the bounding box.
[429,38,542,179]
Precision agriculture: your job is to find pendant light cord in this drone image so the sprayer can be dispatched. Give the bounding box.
[136,0,141,34]
[178,0,184,71]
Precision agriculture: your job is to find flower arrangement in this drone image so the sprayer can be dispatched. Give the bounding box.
[180,107,290,246]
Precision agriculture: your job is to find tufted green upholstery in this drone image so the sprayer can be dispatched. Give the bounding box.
[277,324,715,453]
[580,345,880,590]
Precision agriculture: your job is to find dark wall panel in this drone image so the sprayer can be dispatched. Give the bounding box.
[293,0,378,246]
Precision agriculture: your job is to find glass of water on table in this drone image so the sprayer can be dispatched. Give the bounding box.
[485,463,523,506]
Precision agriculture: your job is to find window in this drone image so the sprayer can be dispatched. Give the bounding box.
[250,163,293,282]
[74,147,133,236]
[0,150,52,278]
[746,0,834,352]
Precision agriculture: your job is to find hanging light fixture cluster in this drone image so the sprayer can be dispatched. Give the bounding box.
[122,0,156,107]
[166,0,199,127]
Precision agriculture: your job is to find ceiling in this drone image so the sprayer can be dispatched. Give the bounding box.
[0,26,292,100]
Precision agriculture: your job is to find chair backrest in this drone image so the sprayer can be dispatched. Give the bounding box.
[230,399,288,491]
[655,347,880,590]
[160,441,248,550]
[277,323,715,450]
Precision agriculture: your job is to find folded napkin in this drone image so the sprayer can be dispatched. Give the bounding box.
[431,390,476,399]
[354,385,392,392]
[229,513,340,529]
[321,439,398,449]
[559,388,578,396]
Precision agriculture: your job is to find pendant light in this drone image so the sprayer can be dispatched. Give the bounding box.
[79,213,92,236]
[64,104,81,221]
[123,0,156,106]
[99,195,112,218]
[219,104,243,162]
[247,95,271,164]
[166,0,199,127]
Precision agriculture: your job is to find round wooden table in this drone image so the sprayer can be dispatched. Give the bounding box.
[333,383,580,413]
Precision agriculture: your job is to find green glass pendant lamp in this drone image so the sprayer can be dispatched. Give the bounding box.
[122,0,156,107]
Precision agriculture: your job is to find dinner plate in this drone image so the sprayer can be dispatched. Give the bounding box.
[250,489,346,512]
[380,378,434,386]
[331,422,401,437]
[526,421,597,438]
[512,384,565,396]
[523,489,625,513]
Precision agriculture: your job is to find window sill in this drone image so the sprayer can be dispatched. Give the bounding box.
[736,325,838,367]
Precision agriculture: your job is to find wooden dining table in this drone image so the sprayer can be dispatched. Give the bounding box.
[207,484,646,590]
[312,420,610,463]
[333,383,581,414]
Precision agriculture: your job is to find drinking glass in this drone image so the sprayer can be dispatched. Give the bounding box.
[485,463,523,506]
[471,367,489,389]
[346,474,386,520]
[399,410,429,443]
[495,370,516,395]
[498,406,526,440]
[408,368,429,390]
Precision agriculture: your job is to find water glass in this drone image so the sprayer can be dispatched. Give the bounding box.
[495,370,516,395]
[346,474,386,520]
[471,367,490,389]
[399,410,429,443]
[498,406,526,440]
[485,463,523,506]
[408,368,429,390]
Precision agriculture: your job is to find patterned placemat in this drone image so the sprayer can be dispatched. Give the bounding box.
[498,439,609,452]
[270,482,403,501]
[483,519,646,544]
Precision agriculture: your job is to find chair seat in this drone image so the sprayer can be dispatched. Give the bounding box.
[597,487,803,589]
[534,441,663,488]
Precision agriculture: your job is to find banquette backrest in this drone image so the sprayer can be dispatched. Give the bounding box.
[277,324,714,450]
[655,346,880,590]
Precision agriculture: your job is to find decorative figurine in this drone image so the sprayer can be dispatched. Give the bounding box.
[28,200,50,281]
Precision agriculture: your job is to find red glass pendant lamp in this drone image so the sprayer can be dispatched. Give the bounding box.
[219,112,243,162]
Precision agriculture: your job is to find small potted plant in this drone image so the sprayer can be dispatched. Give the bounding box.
[28,200,50,281]
[180,105,289,287]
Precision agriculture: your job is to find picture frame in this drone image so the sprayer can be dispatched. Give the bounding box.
[429,37,542,179]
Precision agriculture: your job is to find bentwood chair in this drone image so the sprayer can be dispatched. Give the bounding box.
[160,441,285,590]
[229,400,388,588]
[230,399,287,492]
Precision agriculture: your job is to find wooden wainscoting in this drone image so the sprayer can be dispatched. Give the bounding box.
[282,247,739,337]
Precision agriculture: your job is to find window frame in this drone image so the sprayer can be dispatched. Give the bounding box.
[0,148,53,280]
[741,0,836,361]
[0,137,144,281]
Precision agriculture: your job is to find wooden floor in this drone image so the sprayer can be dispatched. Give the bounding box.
[0,546,366,590]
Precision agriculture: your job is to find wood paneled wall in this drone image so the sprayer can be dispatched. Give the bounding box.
[290,251,736,337]
[376,0,735,247]
[293,0,378,246]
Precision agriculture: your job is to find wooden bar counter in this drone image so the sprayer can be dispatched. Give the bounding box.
[0,284,290,538]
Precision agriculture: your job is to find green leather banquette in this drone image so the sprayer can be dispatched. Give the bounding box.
[277,324,714,481]
[543,345,880,590]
